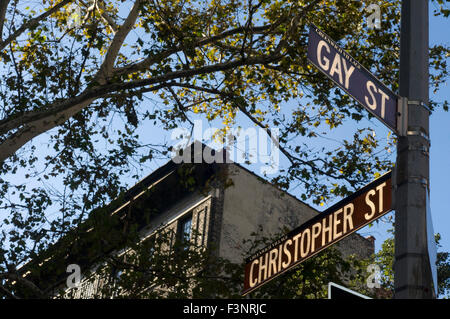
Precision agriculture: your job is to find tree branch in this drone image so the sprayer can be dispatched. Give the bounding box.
[0,283,18,299]
[79,0,119,34]
[0,0,142,164]
[167,82,355,184]
[0,52,282,163]
[0,272,46,298]
[112,23,281,77]
[0,0,321,166]
[167,86,194,126]
[0,0,72,51]
[97,0,141,83]
[0,0,10,42]
[0,52,281,135]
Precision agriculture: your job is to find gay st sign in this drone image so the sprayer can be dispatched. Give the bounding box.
[307,24,399,133]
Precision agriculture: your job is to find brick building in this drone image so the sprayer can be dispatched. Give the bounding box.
[17,142,374,298]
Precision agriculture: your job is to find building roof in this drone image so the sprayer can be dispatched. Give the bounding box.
[18,143,224,294]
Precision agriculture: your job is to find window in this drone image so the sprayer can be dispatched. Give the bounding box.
[179,214,192,247]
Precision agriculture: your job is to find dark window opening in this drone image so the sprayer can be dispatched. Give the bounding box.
[178,214,192,248]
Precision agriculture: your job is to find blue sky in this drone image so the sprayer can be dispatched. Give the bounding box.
[426,7,449,256]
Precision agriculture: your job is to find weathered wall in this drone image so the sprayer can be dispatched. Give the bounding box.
[219,164,318,264]
[219,164,374,264]
[336,234,375,260]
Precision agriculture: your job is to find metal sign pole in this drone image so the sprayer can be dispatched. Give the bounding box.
[394,0,434,298]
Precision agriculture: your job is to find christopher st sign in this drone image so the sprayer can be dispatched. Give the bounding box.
[242,172,392,295]
[307,24,399,133]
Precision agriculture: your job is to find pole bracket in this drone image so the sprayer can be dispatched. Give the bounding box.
[396,175,429,193]
[407,100,431,113]
[397,97,408,136]
[408,145,429,156]
[397,145,430,156]
[407,176,428,189]
[396,98,431,137]
[406,126,431,145]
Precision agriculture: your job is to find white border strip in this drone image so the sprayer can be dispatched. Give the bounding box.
[328,282,371,299]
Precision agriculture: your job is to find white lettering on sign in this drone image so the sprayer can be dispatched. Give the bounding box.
[329,53,343,85]
[364,181,387,220]
[343,203,354,234]
[317,40,355,90]
[365,80,378,111]
[364,81,390,118]
[378,90,389,118]
[268,248,278,278]
[308,26,399,133]
[249,259,258,288]
[282,239,292,269]
[322,214,333,246]
[244,171,392,295]
[300,228,311,258]
[317,40,331,70]
[311,222,321,252]
[256,254,267,286]
[333,208,343,240]
[342,59,355,90]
